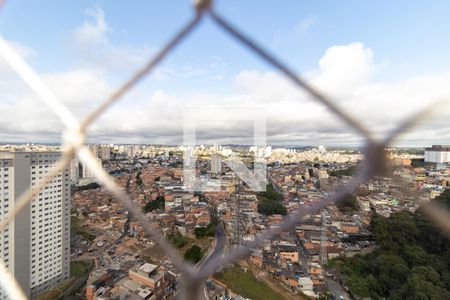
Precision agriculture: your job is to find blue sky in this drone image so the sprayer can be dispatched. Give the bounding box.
[2,0,450,78]
[1,0,450,145]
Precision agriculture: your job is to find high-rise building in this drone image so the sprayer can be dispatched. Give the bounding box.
[87,145,98,159]
[127,146,136,158]
[69,144,101,185]
[99,146,111,161]
[69,158,79,183]
[70,156,101,185]
[264,146,272,158]
[211,155,222,174]
[0,151,70,299]
[424,145,450,164]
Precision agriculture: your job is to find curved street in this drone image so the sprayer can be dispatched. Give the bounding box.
[198,222,227,270]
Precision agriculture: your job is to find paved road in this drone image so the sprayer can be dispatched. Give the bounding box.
[326,278,351,300]
[117,174,132,241]
[200,222,226,269]
[198,222,226,300]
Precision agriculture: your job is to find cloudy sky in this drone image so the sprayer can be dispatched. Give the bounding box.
[1,0,450,146]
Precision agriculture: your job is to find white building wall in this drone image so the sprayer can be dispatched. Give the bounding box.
[0,158,15,300]
[211,155,222,174]
[29,152,70,296]
[0,152,70,299]
[100,146,111,160]
[425,150,450,163]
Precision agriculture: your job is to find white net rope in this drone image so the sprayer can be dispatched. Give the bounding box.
[0,1,449,299]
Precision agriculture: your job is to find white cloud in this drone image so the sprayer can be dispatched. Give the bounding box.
[75,7,109,45]
[72,7,153,72]
[0,67,113,141]
[42,69,110,108]
[294,15,317,33]
[1,29,450,146]
[310,42,376,96]
[70,7,227,83]
[90,41,448,146]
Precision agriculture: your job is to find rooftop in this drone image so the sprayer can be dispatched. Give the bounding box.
[139,263,158,274]
[426,145,450,151]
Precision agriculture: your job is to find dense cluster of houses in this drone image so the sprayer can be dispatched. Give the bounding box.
[70,146,450,299]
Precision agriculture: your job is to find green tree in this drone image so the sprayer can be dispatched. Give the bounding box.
[346,276,371,298]
[318,292,332,300]
[403,245,428,267]
[143,195,165,213]
[329,165,357,177]
[336,195,359,212]
[136,170,143,186]
[257,184,287,215]
[257,198,287,215]
[184,245,203,263]
[411,158,425,168]
[194,222,216,238]
[395,268,450,300]
[334,190,450,299]
[374,254,410,295]
[169,232,188,248]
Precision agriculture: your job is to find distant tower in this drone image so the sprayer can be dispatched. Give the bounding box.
[235,194,241,245]
[184,147,194,168]
[100,146,111,160]
[70,158,79,184]
[88,144,99,158]
[211,155,222,174]
[320,211,328,265]
[127,146,136,158]
[264,146,272,157]
[318,145,326,153]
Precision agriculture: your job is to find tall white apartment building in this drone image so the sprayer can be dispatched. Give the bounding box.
[211,155,222,174]
[99,146,111,161]
[70,144,102,185]
[71,158,101,185]
[126,145,138,158]
[70,158,80,184]
[424,145,450,164]
[0,151,70,299]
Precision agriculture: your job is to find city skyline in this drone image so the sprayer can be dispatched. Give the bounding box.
[1,2,450,300]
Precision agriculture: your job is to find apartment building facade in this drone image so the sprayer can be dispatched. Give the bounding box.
[0,151,70,299]
[211,155,222,174]
[425,145,450,164]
